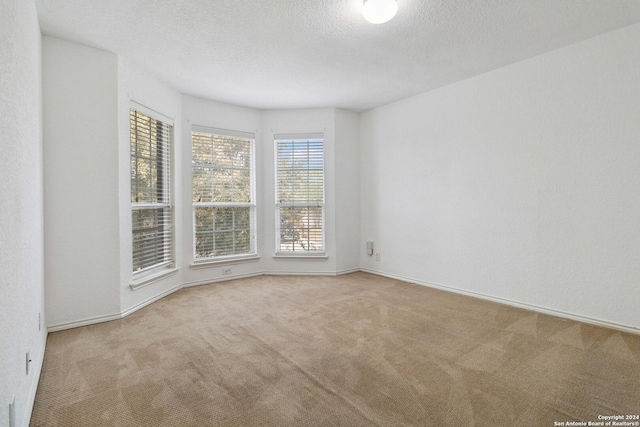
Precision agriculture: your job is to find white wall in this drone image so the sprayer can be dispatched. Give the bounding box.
[117,57,184,313]
[360,23,640,330]
[261,108,338,274]
[43,36,121,328]
[181,95,263,286]
[0,1,47,426]
[334,109,361,273]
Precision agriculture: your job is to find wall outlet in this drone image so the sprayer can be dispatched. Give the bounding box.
[222,268,232,275]
[375,253,380,261]
[9,396,15,427]
[26,351,32,376]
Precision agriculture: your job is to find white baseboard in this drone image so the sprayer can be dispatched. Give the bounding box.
[264,270,344,276]
[361,268,640,336]
[48,312,122,333]
[182,271,264,288]
[121,283,184,318]
[336,267,361,275]
[183,268,360,287]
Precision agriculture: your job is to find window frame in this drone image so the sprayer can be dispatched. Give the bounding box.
[130,107,175,276]
[274,134,325,256]
[191,126,257,263]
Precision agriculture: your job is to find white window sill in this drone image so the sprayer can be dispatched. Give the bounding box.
[190,254,260,269]
[273,253,328,261]
[130,267,179,291]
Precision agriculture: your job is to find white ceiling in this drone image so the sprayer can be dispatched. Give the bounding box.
[36,0,640,112]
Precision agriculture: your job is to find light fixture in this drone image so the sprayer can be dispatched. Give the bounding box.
[362,0,398,24]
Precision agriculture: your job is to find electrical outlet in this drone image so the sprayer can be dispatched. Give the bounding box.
[9,396,16,427]
[26,351,32,376]
[222,268,232,275]
[375,253,380,261]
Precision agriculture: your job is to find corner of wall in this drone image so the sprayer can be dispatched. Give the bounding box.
[43,36,121,329]
[1,1,47,426]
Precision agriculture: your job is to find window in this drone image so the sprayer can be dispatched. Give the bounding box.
[192,127,256,260]
[130,109,174,273]
[275,135,325,254]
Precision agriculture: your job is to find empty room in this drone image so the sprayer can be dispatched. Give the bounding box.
[1,0,640,426]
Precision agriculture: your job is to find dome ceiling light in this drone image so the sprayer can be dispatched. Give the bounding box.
[362,0,398,24]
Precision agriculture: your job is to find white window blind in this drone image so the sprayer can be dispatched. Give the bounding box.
[130,109,174,273]
[275,136,325,253]
[192,127,256,259]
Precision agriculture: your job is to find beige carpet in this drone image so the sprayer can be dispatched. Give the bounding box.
[31,273,640,426]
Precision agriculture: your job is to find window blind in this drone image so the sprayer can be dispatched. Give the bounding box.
[275,137,325,253]
[192,127,256,259]
[130,109,173,272]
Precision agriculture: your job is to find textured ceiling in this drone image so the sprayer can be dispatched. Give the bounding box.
[36,0,640,111]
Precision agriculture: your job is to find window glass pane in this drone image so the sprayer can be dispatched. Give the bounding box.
[132,208,168,271]
[213,168,233,203]
[214,207,233,231]
[130,109,173,272]
[194,207,213,259]
[278,207,297,251]
[192,132,213,165]
[214,231,234,256]
[138,136,151,159]
[277,204,323,252]
[234,230,250,254]
[275,138,324,253]
[150,160,159,203]
[235,207,250,230]
[194,207,213,232]
[234,140,251,169]
[195,233,214,259]
[276,174,294,203]
[233,169,251,203]
[192,167,213,203]
[131,157,151,203]
[191,129,255,259]
[213,137,233,168]
[276,139,324,204]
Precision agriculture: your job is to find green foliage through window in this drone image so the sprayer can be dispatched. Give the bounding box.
[275,138,324,253]
[192,129,255,259]
[130,109,173,272]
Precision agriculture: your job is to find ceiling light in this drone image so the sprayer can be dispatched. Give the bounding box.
[362,0,398,24]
